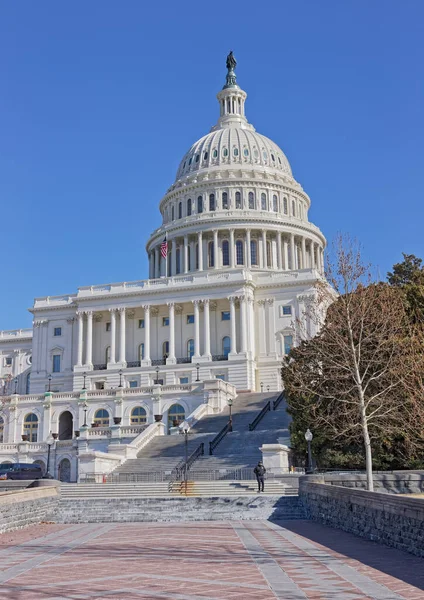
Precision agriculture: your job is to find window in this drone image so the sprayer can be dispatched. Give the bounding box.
[0,417,3,443]
[52,355,61,373]
[105,346,111,363]
[179,376,189,384]
[222,240,230,266]
[271,153,275,162]
[106,322,111,332]
[163,341,169,357]
[273,195,278,212]
[162,317,169,327]
[216,373,226,381]
[187,314,195,324]
[195,154,199,162]
[54,327,62,337]
[168,404,185,431]
[222,336,231,357]
[131,406,147,424]
[187,339,194,358]
[263,150,268,160]
[94,409,110,427]
[283,197,288,214]
[254,148,259,158]
[129,380,138,388]
[250,240,258,265]
[222,192,229,209]
[221,311,230,321]
[236,240,244,265]
[248,192,255,209]
[243,148,249,157]
[178,202,182,219]
[208,241,214,268]
[284,334,293,355]
[195,243,199,270]
[235,191,242,209]
[266,241,272,268]
[176,248,181,274]
[23,413,38,442]
[5,357,12,367]
[213,148,218,158]
[197,196,203,213]
[187,198,192,216]
[26,372,31,394]
[261,193,267,210]
[223,148,228,157]
[282,305,292,316]
[139,343,145,361]
[203,151,208,160]
[233,147,239,156]
[171,206,175,221]
[209,193,215,211]
[138,319,145,329]
[189,157,192,165]
[292,200,296,216]
[95,382,105,390]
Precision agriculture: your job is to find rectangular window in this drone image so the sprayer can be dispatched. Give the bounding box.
[221,311,230,321]
[95,382,105,390]
[5,357,12,366]
[162,317,169,326]
[282,305,292,316]
[284,335,293,355]
[106,322,111,332]
[129,380,138,388]
[54,327,62,337]
[52,354,61,373]
[179,376,189,384]
[187,314,195,324]
[216,374,226,381]
[138,319,145,329]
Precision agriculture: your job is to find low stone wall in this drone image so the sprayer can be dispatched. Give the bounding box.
[308,471,424,494]
[0,485,60,533]
[300,479,424,557]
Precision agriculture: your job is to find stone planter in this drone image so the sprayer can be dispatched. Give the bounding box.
[154,414,163,422]
[21,434,29,442]
[113,417,122,425]
[52,433,58,440]
[74,430,80,438]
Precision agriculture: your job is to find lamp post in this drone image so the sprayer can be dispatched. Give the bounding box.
[48,374,52,392]
[82,402,88,428]
[155,366,159,384]
[305,428,313,474]
[267,385,270,392]
[118,369,123,388]
[183,427,189,492]
[196,363,200,382]
[44,432,54,479]
[13,377,18,394]
[227,398,233,432]
[260,381,264,393]
[82,371,87,390]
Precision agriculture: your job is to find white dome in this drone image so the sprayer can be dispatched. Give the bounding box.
[175,128,292,181]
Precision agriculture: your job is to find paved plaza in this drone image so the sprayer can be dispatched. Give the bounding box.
[0,520,422,600]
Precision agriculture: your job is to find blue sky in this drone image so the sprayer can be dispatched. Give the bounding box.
[1,1,423,330]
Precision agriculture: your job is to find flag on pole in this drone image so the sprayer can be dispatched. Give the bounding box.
[160,235,168,259]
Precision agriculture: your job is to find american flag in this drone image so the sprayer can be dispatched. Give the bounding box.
[160,236,168,259]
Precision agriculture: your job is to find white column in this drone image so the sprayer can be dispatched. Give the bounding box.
[229,296,237,354]
[258,301,267,355]
[290,234,296,270]
[229,229,235,268]
[193,300,201,358]
[190,240,196,271]
[143,305,151,362]
[240,295,247,353]
[184,235,189,274]
[77,312,83,367]
[277,232,282,270]
[301,237,306,270]
[213,229,218,269]
[197,232,203,271]
[171,239,176,276]
[203,299,211,357]
[154,247,160,278]
[283,237,289,270]
[248,297,255,355]
[109,308,116,364]
[246,229,251,269]
[168,302,175,361]
[262,229,267,268]
[118,308,126,364]
[86,311,93,367]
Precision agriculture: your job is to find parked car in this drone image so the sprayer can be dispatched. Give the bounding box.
[0,463,43,480]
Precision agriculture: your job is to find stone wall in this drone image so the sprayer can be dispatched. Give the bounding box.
[0,485,60,533]
[308,471,424,494]
[300,479,424,557]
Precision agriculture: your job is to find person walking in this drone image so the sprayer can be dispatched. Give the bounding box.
[253,461,266,493]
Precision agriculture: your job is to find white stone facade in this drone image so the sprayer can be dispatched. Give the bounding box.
[0,58,326,479]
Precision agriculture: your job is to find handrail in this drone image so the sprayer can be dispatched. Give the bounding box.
[248,401,271,431]
[209,422,231,455]
[273,391,285,410]
[168,442,205,492]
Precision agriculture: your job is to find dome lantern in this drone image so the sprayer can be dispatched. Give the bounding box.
[212,52,252,132]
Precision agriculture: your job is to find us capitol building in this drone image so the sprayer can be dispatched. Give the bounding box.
[0,54,326,481]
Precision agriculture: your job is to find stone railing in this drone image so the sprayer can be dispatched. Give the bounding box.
[87,427,111,438]
[120,425,148,436]
[0,328,33,340]
[0,442,48,453]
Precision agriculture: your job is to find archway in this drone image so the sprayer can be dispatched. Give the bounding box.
[59,411,73,440]
[33,459,46,476]
[58,458,71,482]
[167,404,185,432]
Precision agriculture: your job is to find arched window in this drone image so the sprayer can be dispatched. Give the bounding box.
[58,458,71,482]
[236,240,244,265]
[222,240,230,266]
[273,195,278,212]
[208,241,214,268]
[26,372,31,394]
[213,148,218,158]
[105,346,111,364]
[195,243,199,270]
[94,409,110,427]
[176,248,181,274]
[163,341,169,358]
[0,416,3,443]
[243,148,249,157]
[233,147,239,156]
[283,197,288,214]
[187,245,191,271]
[197,196,203,213]
[235,191,242,209]
[267,241,272,268]
[139,343,145,361]
[209,193,215,211]
[203,151,208,161]
[222,336,231,357]
[59,411,73,440]
[250,240,258,265]
[292,200,296,216]
[195,154,199,163]
[187,198,192,216]
[248,192,255,209]
[168,404,185,431]
[171,206,175,221]
[222,192,229,210]
[23,413,38,442]
[178,202,182,219]
[187,339,194,358]
[131,406,147,425]
[223,148,228,157]
[261,193,267,210]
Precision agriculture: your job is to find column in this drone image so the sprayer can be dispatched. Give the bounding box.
[283,237,289,270]
[198,232,203,271]
[213,229,218,269]
[154,247,160,278]
[203,299,211,357]
[149,253,154,278]
[143,305,151,362]
[258,300,267,355]
[290,234,296,270]
[301,237,306,270]
[277,232,282,270]
[170,239,176,276]
[246,229,251,269]
[193,300,201,358]
[229,296,237,354]
[109,308,116,364]
[168,302,175,362]
[248,297,255,355]
[118,308,126,364]
[77,312,83,366]
[85,311,93,367]
[229,229,235,268]
[184,235,189,274]
[267,299,276,355]
[262,229,267,268]
[239,295,247,353]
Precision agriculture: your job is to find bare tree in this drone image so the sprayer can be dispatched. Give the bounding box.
[282,235,420,491]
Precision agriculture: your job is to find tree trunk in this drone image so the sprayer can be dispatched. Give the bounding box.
[359,397,374,492]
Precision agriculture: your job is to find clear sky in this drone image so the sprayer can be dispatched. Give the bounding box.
[1,1,423,330]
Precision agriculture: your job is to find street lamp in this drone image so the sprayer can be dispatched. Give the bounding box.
[227,398,233,432]
[82,401,88,428]
[44,432,55,479]
[267,385,270,392]
[48,374,52,392]
[155,366,160,384]
[305,428,313,474]
[181,427,189,492]
[260,381,264,393]
[118,369,123,388]
[196,363,200,382]
[13,378,18,394]
[82,372,87,390]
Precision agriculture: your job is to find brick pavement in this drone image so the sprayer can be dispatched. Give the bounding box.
[0,520,422,599]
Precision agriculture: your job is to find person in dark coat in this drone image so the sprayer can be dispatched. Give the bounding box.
[253,461,266,492]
